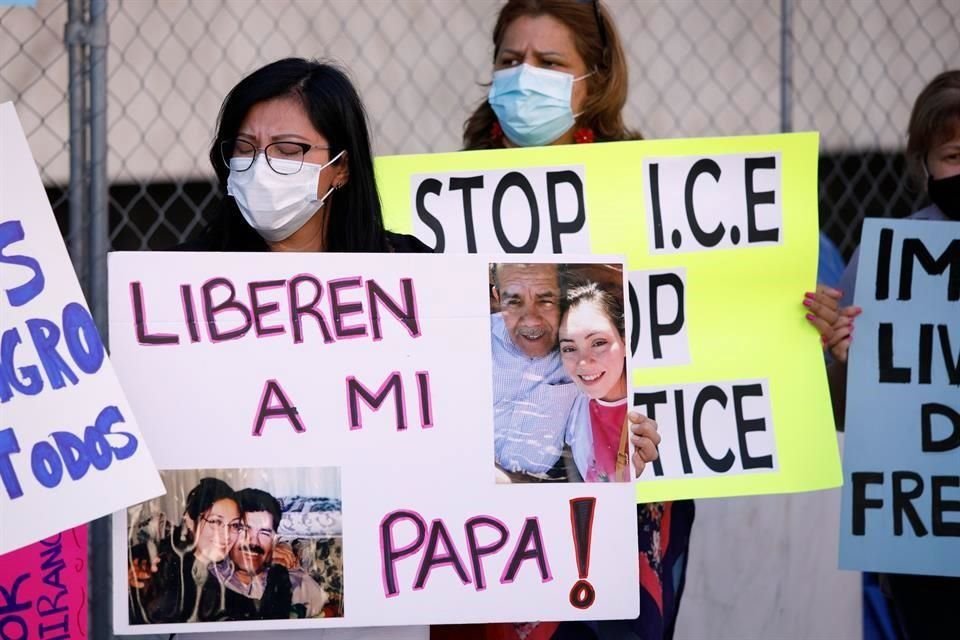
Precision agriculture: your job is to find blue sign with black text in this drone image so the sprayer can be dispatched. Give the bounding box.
[839,218,960,577]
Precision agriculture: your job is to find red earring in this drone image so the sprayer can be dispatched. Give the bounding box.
[573,127,595,144]
[490,121,504,144]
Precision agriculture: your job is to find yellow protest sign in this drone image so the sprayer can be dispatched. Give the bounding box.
[376,133,841,502]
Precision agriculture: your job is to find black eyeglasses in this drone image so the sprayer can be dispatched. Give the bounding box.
[221,139,330,175]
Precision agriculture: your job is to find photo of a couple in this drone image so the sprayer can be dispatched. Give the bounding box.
[126,467,343,625]
[490,261,646,484]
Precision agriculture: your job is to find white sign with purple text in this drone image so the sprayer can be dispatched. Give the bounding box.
[109,251,639,633]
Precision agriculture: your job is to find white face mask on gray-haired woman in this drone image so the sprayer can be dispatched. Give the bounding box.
[227,150,345,242]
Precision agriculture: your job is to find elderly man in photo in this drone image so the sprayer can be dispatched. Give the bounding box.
[490,262,580,481]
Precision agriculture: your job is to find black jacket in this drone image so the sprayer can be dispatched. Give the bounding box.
[170,202,432,255]
[173,230,431,254]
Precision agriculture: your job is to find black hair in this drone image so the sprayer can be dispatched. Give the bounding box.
[199,57,389,252]
[236,488,282,532]
[183,477,236,524]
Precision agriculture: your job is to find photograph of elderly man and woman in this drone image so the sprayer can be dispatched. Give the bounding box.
[491,261,654,484]
[126,467,343,624]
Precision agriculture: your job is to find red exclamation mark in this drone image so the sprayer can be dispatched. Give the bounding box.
[569,497,596,609]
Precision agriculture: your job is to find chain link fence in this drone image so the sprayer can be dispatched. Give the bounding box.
[1,0,959,636]
[3,0,960,259]
[0,0,71,236]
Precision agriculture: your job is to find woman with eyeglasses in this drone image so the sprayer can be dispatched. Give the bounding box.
[129,477,243,624]
[180,57,430,254]
[433,2,693,640]
[170,57,433,640]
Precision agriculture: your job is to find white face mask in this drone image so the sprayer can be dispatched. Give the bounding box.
[226,150,345,242]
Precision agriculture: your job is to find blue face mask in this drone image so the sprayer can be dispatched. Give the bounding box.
[487,64,591,147]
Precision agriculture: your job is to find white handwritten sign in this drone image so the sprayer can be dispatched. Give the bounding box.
[109,252,638,633]
[0,102,162,555]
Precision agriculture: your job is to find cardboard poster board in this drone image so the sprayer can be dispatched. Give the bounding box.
[839,218,960,577]
[109,252,642,633]
[375,133,841,502]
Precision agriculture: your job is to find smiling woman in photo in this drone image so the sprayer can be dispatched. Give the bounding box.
[558,281,630,483]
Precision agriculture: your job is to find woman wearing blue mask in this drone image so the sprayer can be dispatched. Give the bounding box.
[436,3,694,640]
[180,57,430,255]
[462,0,640,150]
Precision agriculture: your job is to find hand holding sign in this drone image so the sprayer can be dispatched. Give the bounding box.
[629,412,661,476]
[801,283,862,363]
[825,305,862,364]
[802,284,841,336]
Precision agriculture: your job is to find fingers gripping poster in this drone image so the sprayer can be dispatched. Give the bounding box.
[109,252,640,633]
[0,102,163,556]
[374,133,842,502]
